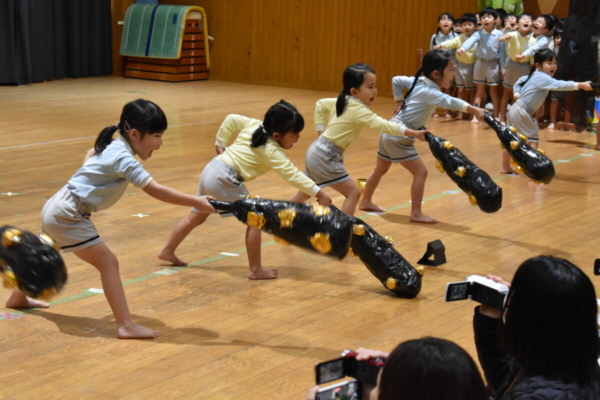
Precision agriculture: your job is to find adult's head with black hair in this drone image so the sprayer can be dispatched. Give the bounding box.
[251,100,304,148]
[336,63,376,117]
[94,99,168,156]
[501,255,599,384]
[375,337,487,400]
[0,226,67,300]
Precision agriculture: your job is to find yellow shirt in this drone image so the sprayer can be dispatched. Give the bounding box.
[440,34,478,64]
[215,114,319,196]
[315,97,406,150]
[505,31,533,63]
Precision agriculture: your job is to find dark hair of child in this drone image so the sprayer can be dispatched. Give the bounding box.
[500,256,599,384]
[504,13,516,22]
[336,63,375,117]
[94,99,167,156]
[436,12,455,34]
[251,100,305,147]
[539,14,555,32]
[495,8,507,21]
[520,48,557,88]
[402,50,454,111]
[461,13,477,26]
[479,8,499,20]
[516,13,533,23]
[378,337,488,400]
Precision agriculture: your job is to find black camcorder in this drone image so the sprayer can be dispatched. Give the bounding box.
[445,275,509,310]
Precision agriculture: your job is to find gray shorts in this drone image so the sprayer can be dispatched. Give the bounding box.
[40,185,102,253]
[376,115,419,163]
[473,58,501,85]
[304,135,350,187]
[195,158,249,216]
[454,62,476,90]
[503,60,531,88]
[506,100,538,142]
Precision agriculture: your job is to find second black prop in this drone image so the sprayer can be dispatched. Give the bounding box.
[424,129,502,213]
[484,114,555,184]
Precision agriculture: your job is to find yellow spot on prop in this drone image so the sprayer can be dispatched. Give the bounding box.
[274,236,289,245]
[436,162,445,173]
[384,236,395,245]
[2,229,22,248]
[442,141,454,150]
[246,212,266,229]
[2,270,18,290]
[415,265,425,276]
[455,167,467,178]
[510,141,519,150]
[469,195,478,206]
[385,277,397,290]
[312,204,331,216]
[352,224,366,236]
[278,209,297,228]
[310,233,331,254]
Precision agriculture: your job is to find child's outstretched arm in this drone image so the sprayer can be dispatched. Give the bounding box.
[521,36,549,59]
[142,180,216,213]
[435,35,462,50]
[457,31,480,55]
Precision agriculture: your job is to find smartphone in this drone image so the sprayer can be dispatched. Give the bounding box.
[316,378,361,400]
[315,358,345,384]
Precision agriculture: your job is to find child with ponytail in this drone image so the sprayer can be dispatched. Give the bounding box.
[290,64,426,216]
[502,49,592,172]
[358,50,487,223]
[40,99,216,339]
[159,100,331,280]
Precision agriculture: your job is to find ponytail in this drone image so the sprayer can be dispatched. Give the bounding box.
[403,50,453,111]
[336,90,347,118]
[93,99,167,156]
[402,68,423,111]
[337,63,375,117]
[519,66,537,90]
[251,100,304,148]
[251,125,269,147]
[94,126,119,155]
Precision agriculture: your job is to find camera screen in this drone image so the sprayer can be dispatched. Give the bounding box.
[446,282,470,301]
[317,359,345,383]
[317,379,359,400]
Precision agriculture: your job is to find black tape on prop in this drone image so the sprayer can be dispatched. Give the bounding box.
[0,226,67,301]
[424,130,502,213]
[348,217,422,298]
[209,198,352,259]
[484,114,555,184]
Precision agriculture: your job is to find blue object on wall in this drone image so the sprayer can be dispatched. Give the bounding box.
[136,0,158,4]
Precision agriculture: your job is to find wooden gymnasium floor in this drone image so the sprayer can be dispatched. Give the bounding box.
[1,77,600,399]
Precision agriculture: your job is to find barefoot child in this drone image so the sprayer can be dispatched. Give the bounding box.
[40,99,216,339]
[290,64,426,216]
[359,50,486,223]
[504,50,592,171]
[159,100,332,280]
[435,13,479,120]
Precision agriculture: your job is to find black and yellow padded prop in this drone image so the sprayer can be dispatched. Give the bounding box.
[0,226,67,301]
[209,198,353,259]
[348,217,422,298]
[424,128,503,213]
[484,114,555,184]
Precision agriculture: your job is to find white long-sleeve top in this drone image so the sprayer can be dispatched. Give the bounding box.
[513,70,578,113]
[460,28,507,67]
[521,34,550,58]
[392,76,469,129]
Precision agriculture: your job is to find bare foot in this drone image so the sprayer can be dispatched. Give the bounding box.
[358,201,386,212]
[456,112,463,120]
[500,121,506,126]
[6,291,49,308]
[248,267,278,280]
[117,323,160,339]
[500,168,518,175]
[445,112,453,119]
[547,123,555,130]
[432,113,440,118]
[410,212,439,224]
[157,249,188,266]
[471,116,479,124]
